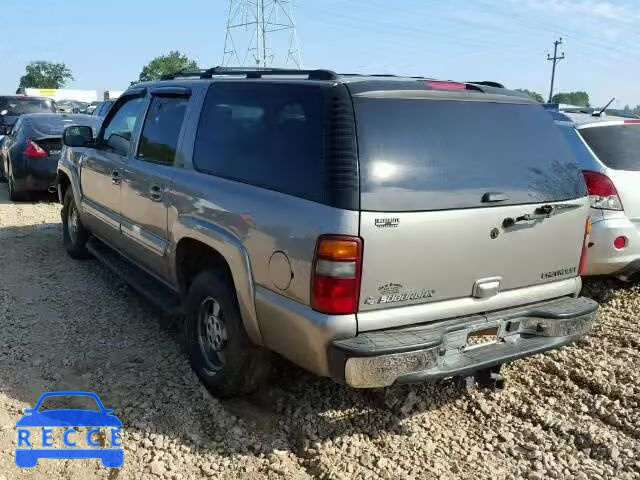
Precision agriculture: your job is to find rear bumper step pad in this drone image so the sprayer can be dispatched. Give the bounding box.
[328,296,598,388]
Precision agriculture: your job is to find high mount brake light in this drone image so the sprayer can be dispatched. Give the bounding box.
[424,81,466,91]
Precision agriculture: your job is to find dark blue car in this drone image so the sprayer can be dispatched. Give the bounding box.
[15,391,124,468]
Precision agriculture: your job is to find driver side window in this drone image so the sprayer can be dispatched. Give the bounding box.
[101,97,146,156]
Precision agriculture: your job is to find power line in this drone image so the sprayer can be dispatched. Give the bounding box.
[547,38,565,102]
[222,0,302,69]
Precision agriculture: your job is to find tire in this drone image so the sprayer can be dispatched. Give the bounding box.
[8,176,28,202]
[185,269,271,397]
[61,189,91,259]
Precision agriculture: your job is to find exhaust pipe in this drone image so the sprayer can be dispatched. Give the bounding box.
[48,185,57,194]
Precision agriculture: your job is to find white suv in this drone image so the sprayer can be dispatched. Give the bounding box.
[551,110,640,279]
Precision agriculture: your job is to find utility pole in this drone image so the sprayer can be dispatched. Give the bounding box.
[547,38,565,103]
[223,0,303,69]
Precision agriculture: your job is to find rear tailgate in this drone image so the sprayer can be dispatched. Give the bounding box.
[353,93,588,329]
[578,122,640,221]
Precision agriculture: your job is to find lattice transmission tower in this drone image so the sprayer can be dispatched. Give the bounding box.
[222,0,303,69]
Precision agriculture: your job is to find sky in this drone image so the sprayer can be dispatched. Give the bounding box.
[0,0,638,108]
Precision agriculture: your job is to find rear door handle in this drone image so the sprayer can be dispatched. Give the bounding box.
[111,170,121,185]
[150,184,163,202]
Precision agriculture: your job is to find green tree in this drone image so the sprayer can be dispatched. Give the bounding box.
[135,51,198,83]
[18,61,74,89]
[515,89,544,103]
[551,91,590,107]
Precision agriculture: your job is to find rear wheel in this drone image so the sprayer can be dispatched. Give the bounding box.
[185,269,271,397]
[8,176,28,202]
[62,189,91,259]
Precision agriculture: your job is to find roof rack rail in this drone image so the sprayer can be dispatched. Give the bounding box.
[467,81,505,89]
[161,67,339,81]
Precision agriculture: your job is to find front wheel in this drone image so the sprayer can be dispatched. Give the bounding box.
[185,269,271,398]
[62,189,91,259]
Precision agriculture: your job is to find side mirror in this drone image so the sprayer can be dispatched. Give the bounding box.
[63,125,94,148]
[23,408,34,415]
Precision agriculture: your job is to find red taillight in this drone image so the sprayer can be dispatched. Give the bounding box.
[311,235,363,315]
[623,119,640,124]
[582,171,623,211]
[578,218,591,276]
[424,81,466,90]
[25,139,48,158]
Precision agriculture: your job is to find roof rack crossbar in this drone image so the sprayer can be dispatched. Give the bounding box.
[161,67,339,81]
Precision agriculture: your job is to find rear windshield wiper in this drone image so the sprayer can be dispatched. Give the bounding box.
[503,203,580,228]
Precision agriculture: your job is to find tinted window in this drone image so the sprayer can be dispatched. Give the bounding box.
[356,99,586,211]
[138,97,188,165]
[193,83,324,201]
[579,124,640,171]
[556,124,599,169]
[0,97,55,115]
[101,97,146,156]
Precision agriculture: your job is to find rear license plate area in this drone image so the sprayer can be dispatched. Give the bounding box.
[465,327,499,349]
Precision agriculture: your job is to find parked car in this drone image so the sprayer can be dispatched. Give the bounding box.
[0,95,57,135]
[86,101,102,115]
[549,108,640,279]
[56,100,82,114]
[0,96,58,181]
[91,100,115,118]
[57,68,598,398]
[3,113,97,201]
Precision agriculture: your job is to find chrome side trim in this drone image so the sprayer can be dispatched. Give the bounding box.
[121,219,167,256]
[82,198,120,231]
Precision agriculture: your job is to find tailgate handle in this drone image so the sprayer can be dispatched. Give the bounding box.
[473,278,501,299]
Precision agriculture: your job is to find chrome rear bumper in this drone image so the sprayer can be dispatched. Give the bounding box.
[328,296,598,388]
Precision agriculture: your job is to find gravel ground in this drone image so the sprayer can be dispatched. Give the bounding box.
[0,183,638,480]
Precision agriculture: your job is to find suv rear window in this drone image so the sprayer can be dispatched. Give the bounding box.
[193,83,325,202]
[578,124,640,171]
[355,98,586,212]
[0,97,55,116]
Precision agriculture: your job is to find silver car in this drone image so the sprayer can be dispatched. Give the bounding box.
[56,68,598,397]
[551,110,640,279]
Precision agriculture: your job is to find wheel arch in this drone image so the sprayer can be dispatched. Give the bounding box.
[172,216,263,346]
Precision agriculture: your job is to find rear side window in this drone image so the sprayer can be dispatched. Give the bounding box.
[193,83,325,201]
[355,99,586,211]
[137,97,188,165]
[0,97,55,115]
[578,124,640,171]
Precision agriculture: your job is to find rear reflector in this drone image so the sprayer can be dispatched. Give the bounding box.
[424,81,466,91]
[25,139,48,158]
[614,236,628,249]
[578,217,591,276]
[311,236,363,315]
[582,171,623,211]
